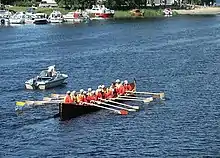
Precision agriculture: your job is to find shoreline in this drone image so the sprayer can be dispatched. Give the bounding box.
[174,6,220,15]
[5,6,220,18]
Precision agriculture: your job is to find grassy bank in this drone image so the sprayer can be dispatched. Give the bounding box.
[7,6,178,18]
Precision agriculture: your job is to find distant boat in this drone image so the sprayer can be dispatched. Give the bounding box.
[85,5,114,20]
[0,10,11,25]
[33,13,48,24]
[25,65,68,90]
[63,11,90,23]
[48,10,64,23]
[9,12,25,24]
[25,13,48,24]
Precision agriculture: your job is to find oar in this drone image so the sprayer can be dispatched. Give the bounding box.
[120,95,154,100]
[114,97,153,103]
[84,102,128,115]
[126,91,165,100]
[51,93,65,99]
[100,98,139,110]
[16,100,62,106]
[94,100,136,112]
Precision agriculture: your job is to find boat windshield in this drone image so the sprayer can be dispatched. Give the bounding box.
[39,70,48,77]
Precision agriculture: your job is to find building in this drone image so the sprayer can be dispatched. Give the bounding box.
[39,0,58,8]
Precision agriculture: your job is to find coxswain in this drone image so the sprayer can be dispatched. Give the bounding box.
[124,80,133,94]
[77,89,85,104]
[64,91,72,103]
[70,91,77,103]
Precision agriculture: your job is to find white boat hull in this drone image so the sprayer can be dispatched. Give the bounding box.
[49,19,64,23]
[10,18,25,24]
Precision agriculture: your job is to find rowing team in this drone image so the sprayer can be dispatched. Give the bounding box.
[63,79,134,104]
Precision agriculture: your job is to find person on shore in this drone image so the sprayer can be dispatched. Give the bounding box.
[64,91,72,103]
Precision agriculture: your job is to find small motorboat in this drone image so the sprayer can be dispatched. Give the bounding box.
[48,10,64,23]
[25,65,68,90]
[9,12,25,24]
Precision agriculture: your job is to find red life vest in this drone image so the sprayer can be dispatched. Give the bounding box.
[118,85,125,95]
[96,91,103,99]
[77,94,85,103]
[64,95,72,103]
[124,84,132,92]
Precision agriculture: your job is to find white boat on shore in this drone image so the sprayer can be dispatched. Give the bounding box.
[25,65,68,90]
[0,10,11,25]
[63,10,90,23]
[25,13,48,24]
[48,10,64,23]
[85,5,114,20]
[9,12,25,24]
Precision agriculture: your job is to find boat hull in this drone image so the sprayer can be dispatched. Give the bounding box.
[33,19,48,24]
[38,77,67,89]
[59,103,100,121]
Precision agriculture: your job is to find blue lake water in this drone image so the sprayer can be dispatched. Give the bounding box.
[0,16,220,157]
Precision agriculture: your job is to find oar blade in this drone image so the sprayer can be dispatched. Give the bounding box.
[119,110,128,115]
[16,101,26,106]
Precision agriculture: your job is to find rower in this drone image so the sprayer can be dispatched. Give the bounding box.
[110,82,117,98]
[118,81,125,96]
[124,80,133,94]
[115,79,121,94]
[96,88,103,99]
[104,87,114,99]
[70,91,77,103]
[88,91,97,103]
[87,88,92,96]
[83,91,88,103]
[77,89,85,104]
[64,91,72,103]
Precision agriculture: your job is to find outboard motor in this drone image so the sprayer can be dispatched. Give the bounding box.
[1,19,5,25]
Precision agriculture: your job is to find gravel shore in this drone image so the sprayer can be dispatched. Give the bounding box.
[173,6,220,15]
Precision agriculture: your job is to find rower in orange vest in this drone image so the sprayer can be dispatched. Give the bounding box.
[96,88,103,99]
[104,87,113,99]
[118,81,125,96]
[87,90,97,103]
[64,91,73,103]
[77,89,85,104]
[70,91,77,103]
[83,91,88,103]
[124,80,133,93]
[115,79,121,94]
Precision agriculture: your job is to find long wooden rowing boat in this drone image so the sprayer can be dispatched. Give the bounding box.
[59,80,136,121]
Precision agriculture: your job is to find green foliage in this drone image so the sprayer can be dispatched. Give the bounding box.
[143,9,163,17]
